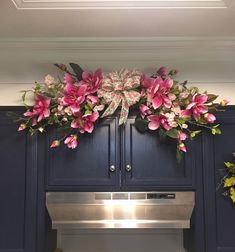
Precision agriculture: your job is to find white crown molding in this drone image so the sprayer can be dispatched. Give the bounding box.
[11,0,232,10]
[0,37,235,85]
[1,37,235,50]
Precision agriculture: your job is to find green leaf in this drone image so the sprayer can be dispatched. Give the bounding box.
[207,94,218,103]
[42,92,55,98]
[190,130,201,138]
[135,116,148,133]
[230,187,235,203]
[224,177,235,187]
[224,162,235,173]
[211,127,221,135]
[165,129,179,139]
[176,148,183,162]
[159,128,167,142]
[69,63,84,81]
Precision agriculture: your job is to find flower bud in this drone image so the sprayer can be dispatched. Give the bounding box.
[18,123,26,131]
[50,140,60,148]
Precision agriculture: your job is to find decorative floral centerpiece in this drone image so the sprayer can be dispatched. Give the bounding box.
[222,153,235,203]
[13,63,228,158]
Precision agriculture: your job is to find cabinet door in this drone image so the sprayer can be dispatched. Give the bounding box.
[46,116,120,191]
[0,109,37,252]
[122,117,195,190]
[203,109,235,252]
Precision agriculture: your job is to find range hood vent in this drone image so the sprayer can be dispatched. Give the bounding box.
[46,192,195,229]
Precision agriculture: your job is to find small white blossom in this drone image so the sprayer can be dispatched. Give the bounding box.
[168,93,176,101]
[94,105,105,112]
[171,106,181,115]
[64,107,73,116]
[164,112,178,128]
[179,91,189,99]
[38,127,44,133]
[44,74,54,87]
[182,124,188,129]
[62,117,68,122]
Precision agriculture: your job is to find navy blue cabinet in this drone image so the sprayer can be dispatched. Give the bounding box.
[2,107,235,252]
[122,117,195,190]
[46,116,120,191]
[203,108,235,252]
[0,108,38,252]
[45,115,195,191]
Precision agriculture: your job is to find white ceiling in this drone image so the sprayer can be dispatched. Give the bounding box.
[0,0,235,37]
[0,0,235,85]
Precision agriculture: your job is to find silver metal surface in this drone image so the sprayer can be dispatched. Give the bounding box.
[46,192,195,229]
[125,164,132,172]
[109,165,116,172]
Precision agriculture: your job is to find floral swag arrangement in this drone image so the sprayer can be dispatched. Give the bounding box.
[14,63,229,158]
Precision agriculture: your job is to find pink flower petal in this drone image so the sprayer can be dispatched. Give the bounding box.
[82,71,92,81]
[152,95,163,109]
[89,111,99,122]
[181,109,192,117]
[148,121,160,130]
[195,94,208,104]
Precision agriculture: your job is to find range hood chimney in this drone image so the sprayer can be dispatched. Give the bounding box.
[46,191,195,229]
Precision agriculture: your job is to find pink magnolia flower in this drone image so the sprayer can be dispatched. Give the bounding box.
[178,131,187,141]
[140,75,153,96]
[71,111,99,134]
[148,115,160,130]
[148,114,172,131]
[181,94,208,121]
[204,113,216,123]
[179,142,187,152]
[61,84,87,114]
[149,77,173,109]
[63,73,73,85]
[87,95,99,106]
[157,66,168,77]
[64,135,78,149]
[139,104,151,119]
[18,123,26,131]
[79,69,103,95]
[24,95,51,123]
[83,111,99,133]
[50,140,60,148]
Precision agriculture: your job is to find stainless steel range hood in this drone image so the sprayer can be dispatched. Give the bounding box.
[46,192,195,229]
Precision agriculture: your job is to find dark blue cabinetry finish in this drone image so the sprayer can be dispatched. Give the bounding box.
[46,116,195,191]
[203,109,235,252]
[0,109,38,252]
[122,117,195,190]
[46,116,120,191]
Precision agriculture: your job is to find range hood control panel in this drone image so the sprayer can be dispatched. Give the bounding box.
[147,193,176,199]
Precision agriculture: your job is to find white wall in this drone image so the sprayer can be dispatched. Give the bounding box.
[0,82,234,106]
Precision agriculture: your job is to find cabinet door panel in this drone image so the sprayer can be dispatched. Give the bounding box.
[203,110,235,252]
[123,118,195,189]
[46,117,119,190]
[0,109,37,252]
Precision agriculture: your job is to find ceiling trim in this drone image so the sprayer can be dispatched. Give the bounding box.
[1,37,235,50]
[11,0,232,9]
